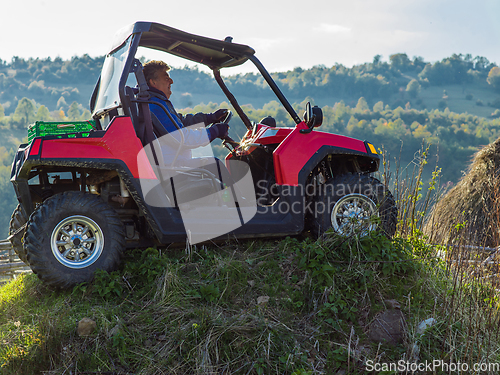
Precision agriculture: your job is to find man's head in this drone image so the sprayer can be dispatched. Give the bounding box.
[143,60,174,99]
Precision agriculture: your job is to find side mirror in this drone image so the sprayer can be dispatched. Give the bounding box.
[311,105,323,127]
[303,102,313,125]
[301,102,323,133]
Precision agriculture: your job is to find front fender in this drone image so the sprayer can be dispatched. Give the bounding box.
[273,124,379,186]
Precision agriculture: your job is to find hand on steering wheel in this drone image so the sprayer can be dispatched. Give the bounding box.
[219,110,239,148]
[207,109,231,125]
[221,110,232,124]
[207,110,234,142]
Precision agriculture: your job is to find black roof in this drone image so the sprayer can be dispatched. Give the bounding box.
[110,21,255,69]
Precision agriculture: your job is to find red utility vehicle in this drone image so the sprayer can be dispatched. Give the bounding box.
[9,22,396,288]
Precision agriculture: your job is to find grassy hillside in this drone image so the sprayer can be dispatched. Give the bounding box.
[1,158,500,374]
[389,81,499,118]
[1,234,499,374]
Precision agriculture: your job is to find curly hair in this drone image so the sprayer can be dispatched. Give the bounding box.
[143,60,171,85]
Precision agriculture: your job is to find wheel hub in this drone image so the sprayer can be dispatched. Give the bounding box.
[51,215,104,269]
[71,236,82,248]
[330,194,379,236]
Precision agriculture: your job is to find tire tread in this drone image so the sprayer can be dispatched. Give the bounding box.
[309,173,397,238]
[25,192,125,289]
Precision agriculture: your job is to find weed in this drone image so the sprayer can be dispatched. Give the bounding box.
[198,283,220,303]
[124,247,170,285]
[326,346,350,373]
[92,269,123,299]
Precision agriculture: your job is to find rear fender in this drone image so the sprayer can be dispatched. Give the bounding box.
[11,117,168,241]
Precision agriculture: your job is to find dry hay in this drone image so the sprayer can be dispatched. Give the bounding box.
[424,137,500,247]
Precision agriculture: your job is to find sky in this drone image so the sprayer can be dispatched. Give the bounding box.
[1,0,500,75]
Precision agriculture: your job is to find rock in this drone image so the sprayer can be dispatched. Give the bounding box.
[368,310,406,345]
[416,318,436,335]
[247,280,255,287]
[77,318,97,336]
[257,296,270,305]
[384,299,401,310]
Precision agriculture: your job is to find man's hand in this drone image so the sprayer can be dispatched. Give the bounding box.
[206,109,228,125]
[207,123,229,142]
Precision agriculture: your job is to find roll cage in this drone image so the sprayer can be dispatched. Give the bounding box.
[90,21,300,134]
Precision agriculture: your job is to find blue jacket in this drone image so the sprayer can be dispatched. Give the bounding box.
[148,88,209,132]
[148,88,212,164]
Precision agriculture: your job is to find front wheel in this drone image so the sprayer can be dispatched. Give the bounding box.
[24,192,125,289]
[309,173,397,238]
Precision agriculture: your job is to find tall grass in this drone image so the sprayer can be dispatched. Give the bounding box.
[380,141,500,372]
[378,141,443,238]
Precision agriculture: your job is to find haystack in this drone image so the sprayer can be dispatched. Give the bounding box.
[424,137,500,247]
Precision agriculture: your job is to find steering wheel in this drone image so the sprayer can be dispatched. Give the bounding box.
[220,110,239,149]
[221,110,233,124]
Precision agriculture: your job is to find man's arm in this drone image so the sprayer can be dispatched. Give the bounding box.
[180,109,228,127]
[179,112,209,127]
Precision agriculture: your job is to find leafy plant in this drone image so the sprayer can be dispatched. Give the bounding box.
[93,269,123,299]
[199,283,220,303]
[124,247,170,286]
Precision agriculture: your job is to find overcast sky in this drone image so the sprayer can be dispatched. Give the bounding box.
[2,0,499,74]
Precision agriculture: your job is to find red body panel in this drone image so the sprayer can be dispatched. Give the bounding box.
[29,139,42,156]
[251,125,292,145]
[231,122,370,186]
[273,122,367,185]
[39,117,157,180]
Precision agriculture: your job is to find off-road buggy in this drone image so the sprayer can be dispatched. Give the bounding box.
[9,22,397,288]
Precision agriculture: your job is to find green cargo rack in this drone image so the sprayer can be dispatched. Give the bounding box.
[28,121,96,142]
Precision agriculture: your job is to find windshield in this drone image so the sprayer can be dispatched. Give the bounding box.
[92,36,132,117]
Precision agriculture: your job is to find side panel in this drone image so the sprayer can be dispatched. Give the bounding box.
[40,117,156,180]
[273,122,369,186]
[11,116,185,242]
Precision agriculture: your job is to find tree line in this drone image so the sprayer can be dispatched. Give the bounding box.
[0,52,498,116]
[226,53,497,105]
[0,55,102,115]
[184,96,500,184]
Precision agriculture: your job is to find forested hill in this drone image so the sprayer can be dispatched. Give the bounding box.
[0,55,102,117]
[1,53,500,117]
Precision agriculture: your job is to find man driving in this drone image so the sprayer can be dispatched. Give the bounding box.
[143,60,230,164]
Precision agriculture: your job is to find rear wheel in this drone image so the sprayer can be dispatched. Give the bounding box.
[24,191,125,289]
[9,204,28,265]
[309,173,397,238]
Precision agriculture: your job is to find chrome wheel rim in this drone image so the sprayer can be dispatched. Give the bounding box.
[51,215,104,269]
[330,194,379,236]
